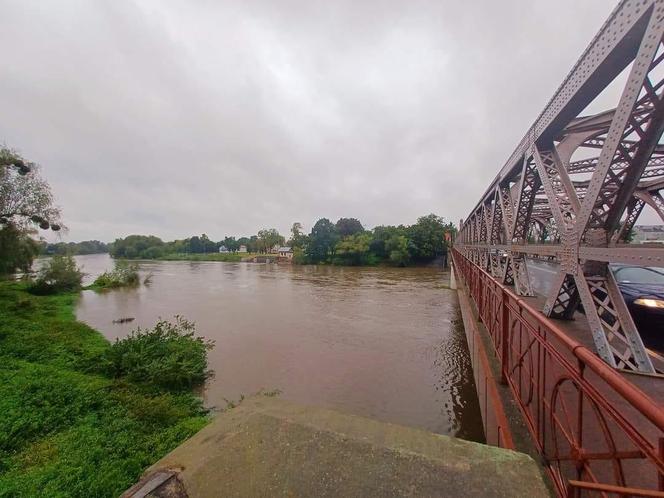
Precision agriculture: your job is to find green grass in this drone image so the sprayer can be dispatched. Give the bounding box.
[156,252,267,262]
[0,281,208,497]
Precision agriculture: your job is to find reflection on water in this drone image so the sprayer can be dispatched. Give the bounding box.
[75,254,484,441]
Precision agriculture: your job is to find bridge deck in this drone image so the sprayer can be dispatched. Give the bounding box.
[521,287,664,403]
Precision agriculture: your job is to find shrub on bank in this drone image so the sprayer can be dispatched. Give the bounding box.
[28,255,83,295]
[92,261,140,289]
[102,316,214,390]
[157,252,244,262]
[0,282,210,497]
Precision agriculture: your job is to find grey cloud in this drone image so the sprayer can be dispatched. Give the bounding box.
[0,0,616,241]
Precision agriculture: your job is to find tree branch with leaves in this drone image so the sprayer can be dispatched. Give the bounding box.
[0,147,62,231]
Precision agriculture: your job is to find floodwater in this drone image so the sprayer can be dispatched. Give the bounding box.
[74,253,484,441]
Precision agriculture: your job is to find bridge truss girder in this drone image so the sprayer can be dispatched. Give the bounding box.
[457,0,664,374]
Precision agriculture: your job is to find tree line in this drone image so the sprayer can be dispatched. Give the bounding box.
[42,240,109,256]
[0,146,454,272]
[294,215,454,266]
[108,214,455,267]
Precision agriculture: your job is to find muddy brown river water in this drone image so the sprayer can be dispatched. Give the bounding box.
[73,253,484,441]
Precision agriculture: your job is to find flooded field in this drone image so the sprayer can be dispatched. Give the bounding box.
[74,254,484,441]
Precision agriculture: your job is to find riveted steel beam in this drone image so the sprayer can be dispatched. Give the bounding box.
[457,1,664,373]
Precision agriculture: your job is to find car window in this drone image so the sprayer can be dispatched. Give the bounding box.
[614,267,664,284]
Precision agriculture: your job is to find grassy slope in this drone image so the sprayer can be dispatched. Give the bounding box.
[0,282,208,497]
[157,252,245,262]
[156,252,272,262]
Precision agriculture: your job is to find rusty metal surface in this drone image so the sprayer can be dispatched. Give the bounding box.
[456,279,516,450]
[456,0,664,374]
[452,249,664,498]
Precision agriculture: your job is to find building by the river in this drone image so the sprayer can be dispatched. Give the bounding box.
[633,225,664,244]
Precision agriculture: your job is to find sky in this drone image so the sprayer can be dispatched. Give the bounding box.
[0,0,620,242]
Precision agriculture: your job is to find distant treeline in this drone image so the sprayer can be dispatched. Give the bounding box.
[109,214,455,267]
[110,234,260,259]
[42,240,109,256]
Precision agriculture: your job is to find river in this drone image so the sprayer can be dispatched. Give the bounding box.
[73,253,484,442]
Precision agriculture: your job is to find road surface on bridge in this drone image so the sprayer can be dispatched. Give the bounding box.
[525,259,558,298]
[527,258,664,355]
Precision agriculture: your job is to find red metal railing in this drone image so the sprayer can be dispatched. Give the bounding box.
[452,248,664,497]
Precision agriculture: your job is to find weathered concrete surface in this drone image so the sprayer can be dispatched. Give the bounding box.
[124,396,550,498]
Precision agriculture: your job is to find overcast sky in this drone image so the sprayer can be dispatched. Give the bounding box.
[1,0,618,242]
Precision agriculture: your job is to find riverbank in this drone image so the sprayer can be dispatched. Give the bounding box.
[156,252,247,262]
[156,253,283,263]
[131,252,447,268]
[0,281,208,497]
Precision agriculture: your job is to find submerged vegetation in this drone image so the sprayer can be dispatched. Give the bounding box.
[27,254,83,295]
[103,316,214,390]
[0,281,210,497]
[91,260,140,289]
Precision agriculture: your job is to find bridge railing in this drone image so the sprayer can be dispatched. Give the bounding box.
[456,0,664,376]
[452,248,664,497]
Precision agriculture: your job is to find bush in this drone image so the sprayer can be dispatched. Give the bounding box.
[28,255,83,295]
[102,316,213,390]
[292,247,308,265]
[0,282,209,496]
[93,261,140,289]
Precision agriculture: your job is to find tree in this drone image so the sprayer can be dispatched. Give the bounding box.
[335,218,364,237]
[0,148,63,274]
[199,234,216,253]
[370,225,407,258]
[288,222,308,248]
[407,214,449,262]
[306,218,339,263]
[247,235,259,253]
[186,236,204,253]
[386,234,410,266]
[222,236,239,252]
[43,240,109,256]
[28,254,83,295]
[237,236,251,251]
[0,147,32,176]
[166,239,187,254]
[334,232,372,265]
[257,228,284,253]
[110,235,164,259]
[1,158,62,231]
[0,224,41,274]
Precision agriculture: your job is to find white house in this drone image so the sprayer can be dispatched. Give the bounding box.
[633,225,664,244]
[218,245,229,253]
[278,246,293,259]
[238,245,248,253]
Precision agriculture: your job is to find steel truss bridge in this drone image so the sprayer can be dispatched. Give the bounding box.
[453,1,664,496]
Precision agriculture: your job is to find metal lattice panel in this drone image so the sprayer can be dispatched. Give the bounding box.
[456,0,664,374]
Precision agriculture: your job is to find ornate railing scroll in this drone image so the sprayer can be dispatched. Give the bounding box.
[453,249,664,497]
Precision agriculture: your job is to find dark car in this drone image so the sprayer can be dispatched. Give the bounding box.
[612,265,664,353]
